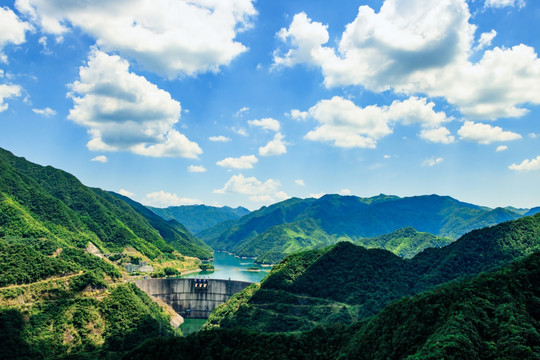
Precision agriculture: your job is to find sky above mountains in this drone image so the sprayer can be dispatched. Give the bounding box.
[0,0,539,210]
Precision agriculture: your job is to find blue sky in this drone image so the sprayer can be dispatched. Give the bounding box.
[0,0,539,210]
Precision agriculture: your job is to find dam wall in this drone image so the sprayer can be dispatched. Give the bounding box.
[133,278,252,318]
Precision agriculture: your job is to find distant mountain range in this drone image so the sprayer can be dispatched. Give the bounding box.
[206,212,540,332]
[147,204,249,234]
[0,147,211,260]
[198,194,532,264]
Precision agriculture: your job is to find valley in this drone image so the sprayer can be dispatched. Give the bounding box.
[1,147,539,359]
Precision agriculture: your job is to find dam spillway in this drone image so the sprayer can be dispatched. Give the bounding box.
[133,278,252,318]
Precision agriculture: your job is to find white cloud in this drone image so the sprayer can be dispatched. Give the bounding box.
[457,121,522,144]
[422,157,444,167]
[248,118,281,132]
[188,165,207,173]
[295,179,305,186]
[476,30,496,51]
[17,0,257,77]
[209,135,231,142]
[309,192,325,199]
[232,127,248,136]
[273,1,540,121]
[217,154,258,169]
[213,173,288,202]
[529,133,538,139]
[384,155,391,159]
[485,0,526,8]
[32,107,56,117]
[90,155,108,163]
[259,133,287,156]
[235,106,249,117]
[142,190,201,207]
[67,49,201,158]
[419,127,455,144]
[289,109,309,121]
[339,189,352,195]
[303,96,451,148]
[496,145,508,152]
[0,6,33,62]
[0,83,21,112]
[509,156,540,171]
[119,189,135,197]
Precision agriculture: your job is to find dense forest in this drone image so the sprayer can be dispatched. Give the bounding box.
[127,251,540,359]
[198,193,526,264]
[206,213,540,332]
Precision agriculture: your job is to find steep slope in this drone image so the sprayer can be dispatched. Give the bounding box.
[148,204,249,234]
[113,193,212,259]
[206,213,540,332]
[200,193,526,263]
[0,147,210,260]
[127,251,540,360]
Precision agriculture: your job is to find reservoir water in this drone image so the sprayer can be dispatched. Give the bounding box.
[183,251,270,283]
[180,252,271,335]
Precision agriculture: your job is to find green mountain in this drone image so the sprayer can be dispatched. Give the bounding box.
[148,204,250,234]
[199,194,527,264]
[0,147,211,260]
[126,250,540,360]
[356,226,453,259]
[113,193,213,260]
[205,213,540,332]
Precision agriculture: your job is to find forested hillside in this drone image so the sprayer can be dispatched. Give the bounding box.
[199,194,526,263]
[126,251,540,359]
[205,213,540,332]
[148,204,249,234]
[0,147,211,260]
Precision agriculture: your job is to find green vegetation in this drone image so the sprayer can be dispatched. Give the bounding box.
[0,147,211,261]
[205,213,540,332]
[356,226,453,259]
[199,193,526,264]
[125,251,540,359]
[148,204,249,234]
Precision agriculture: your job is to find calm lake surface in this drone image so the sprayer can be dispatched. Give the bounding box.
[183,251,270,283]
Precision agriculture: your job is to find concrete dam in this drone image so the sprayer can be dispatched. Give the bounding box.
[133,278,252,318]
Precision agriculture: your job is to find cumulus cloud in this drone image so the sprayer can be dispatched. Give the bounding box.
[422,157,444,167]
[248,118,280,132]
[295,179,305,186]
[273,0,540,121]
[509,155,540,171]
[209,135,231,142]
[188,165,207,173]
[419,127,455,144]
[32,107,56,117]
[118,189,135,197]
[90,155,107,163]
[0,83,21,112]
[217,154,258,169]
[496,145,508,152]
[235,106,249,117]
[142,190,201,207]
[303,96,451,148]
[259,133,287,156]
[309,192,325,199]
[289,109,309,121]
[476,30,496,51]
[484,0,526,8]
[339,189,352,195]
[67,49,201,158]
[213,173,288,202]
[0,6,32,62]
[457,121,522,144]
[16,0,257,77]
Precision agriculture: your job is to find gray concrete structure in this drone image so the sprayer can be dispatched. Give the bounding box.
[133,278,252,318]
